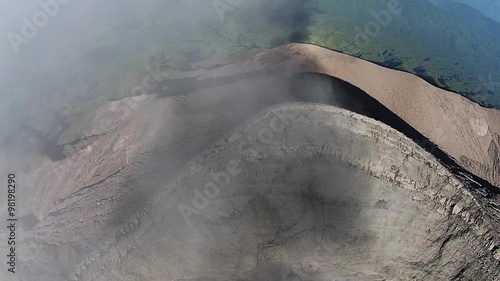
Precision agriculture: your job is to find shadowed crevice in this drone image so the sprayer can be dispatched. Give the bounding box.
[288,72,500,198]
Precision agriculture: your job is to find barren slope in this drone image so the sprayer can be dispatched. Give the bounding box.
[255,44,500,188]
[10,62,499,280]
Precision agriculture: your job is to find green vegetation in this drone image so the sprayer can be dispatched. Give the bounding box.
[322,0,500,107]
[224,0,500,108]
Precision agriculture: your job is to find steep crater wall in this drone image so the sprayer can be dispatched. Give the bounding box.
[14,67,500,280]
[65,104,500,280]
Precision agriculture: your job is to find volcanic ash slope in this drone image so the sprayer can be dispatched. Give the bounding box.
[183,43,500,187]
[19,100,500,280]
[261,44,500,188]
